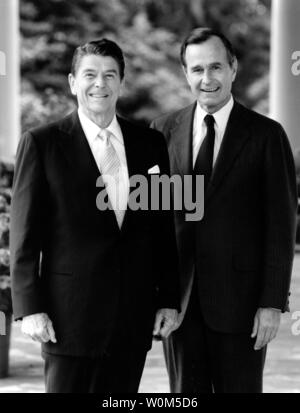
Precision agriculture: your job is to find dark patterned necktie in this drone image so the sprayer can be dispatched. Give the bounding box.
[193,114,215,191]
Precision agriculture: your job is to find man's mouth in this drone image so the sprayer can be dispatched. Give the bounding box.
[89,94,109,98]
[200,87,219,93]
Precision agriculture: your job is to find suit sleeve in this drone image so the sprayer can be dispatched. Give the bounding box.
[153,131,181,311]
[10,131,46,320]
[260,124,297,311]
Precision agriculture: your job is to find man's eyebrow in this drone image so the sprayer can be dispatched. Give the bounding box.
[191,62,223,70]
[104,69,118,74]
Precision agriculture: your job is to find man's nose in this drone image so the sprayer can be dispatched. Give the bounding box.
[202,69,213,84]
[94,75,106,87]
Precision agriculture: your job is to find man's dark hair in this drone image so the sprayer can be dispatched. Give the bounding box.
[71,38,125,79]
[180,27,236,68]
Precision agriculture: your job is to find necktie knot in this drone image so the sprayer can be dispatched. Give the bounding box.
[204,114,215,129]
[98,128,111,145]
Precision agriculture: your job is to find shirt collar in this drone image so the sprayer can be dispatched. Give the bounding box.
[78,108,124,145]
[195,95,234,133]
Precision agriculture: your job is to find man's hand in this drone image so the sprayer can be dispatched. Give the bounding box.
[21,313,57,344]
[251,308,281,350]
[153,308,179,339]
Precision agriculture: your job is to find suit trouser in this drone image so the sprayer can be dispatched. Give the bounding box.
[163,283,267,393]
[43,348,147,393]
[43,322,147,393]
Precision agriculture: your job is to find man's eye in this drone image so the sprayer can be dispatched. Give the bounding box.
[85,73,94,78]
[106,74,114,79]
[212,65,221,71]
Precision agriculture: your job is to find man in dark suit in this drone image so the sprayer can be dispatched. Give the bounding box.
[10,39,180,393]
[151,28,297,393]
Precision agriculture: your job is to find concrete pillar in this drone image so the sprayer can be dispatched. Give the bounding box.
[0,0,19,159]
[270,0,300,152]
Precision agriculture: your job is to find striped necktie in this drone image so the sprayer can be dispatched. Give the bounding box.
[97,128,124,227]
[98,128,121,181]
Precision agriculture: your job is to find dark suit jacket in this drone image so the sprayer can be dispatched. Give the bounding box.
[10,111,180,357]
[151,101,297,333]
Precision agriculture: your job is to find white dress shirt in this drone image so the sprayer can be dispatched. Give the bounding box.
[78,109,129,223]
[193,96,234,167]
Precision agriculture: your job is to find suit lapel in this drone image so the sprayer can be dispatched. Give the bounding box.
[58,111,120,231]
[117,117,144,231]
[205,102,252,204]
[169,103,196,176]
[169,102,251,206]
[118,117,142,180]
[58,111,99,182]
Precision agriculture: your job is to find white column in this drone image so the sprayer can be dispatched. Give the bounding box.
[0,0,19,159]
[270,0,300,152]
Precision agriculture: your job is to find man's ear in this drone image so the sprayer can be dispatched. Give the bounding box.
[68,73,76,96]
[182,65,191,88]
[119,78,125,96]
[231,57,238,82]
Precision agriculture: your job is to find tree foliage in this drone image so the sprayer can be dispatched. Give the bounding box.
[20,0,271,130]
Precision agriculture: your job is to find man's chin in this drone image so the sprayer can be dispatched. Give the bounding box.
[88,104,110,115]
[89,103,108,110]
[197,98,219,111]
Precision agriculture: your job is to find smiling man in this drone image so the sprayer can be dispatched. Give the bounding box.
[10,39,180,393]
[151,28,297,393]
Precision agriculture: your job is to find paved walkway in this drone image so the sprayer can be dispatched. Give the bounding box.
[1,254,300,393]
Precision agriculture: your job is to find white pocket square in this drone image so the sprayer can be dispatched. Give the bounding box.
[148,165,160,174]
